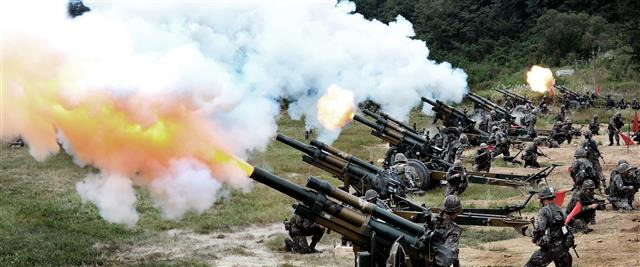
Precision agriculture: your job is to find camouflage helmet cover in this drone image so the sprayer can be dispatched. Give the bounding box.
[453,160,463,168]
[538,186,556,200]
[364,189,379,201]
[618,163,631,173]
[443,195,462,213]
[583,130,592,137]
[574,147,587,157]
[582,179,596,190]
[480,143,488,149]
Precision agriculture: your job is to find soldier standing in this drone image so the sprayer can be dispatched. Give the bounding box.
[473,143,492,172]
[362,189,390,210]
[525,187,574,267]
[489,126,511,159]
[284,213,325,254]
[391,153,416,188]
[588,115,600,135]
[524,111,538,138]
[608,112,624,146]
[581,130,604,186]
[444,160,468,196]
[608,163,636,211]
[522,138,544,168]
[562,120,575,144]
[554,107,566,122]
[448,134,469,163]
[605,95,615,110]
[565,180,604,234]
[433,195,463,267]
[570,147,597,189]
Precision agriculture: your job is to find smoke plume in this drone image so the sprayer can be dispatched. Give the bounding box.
[1,0,467,225]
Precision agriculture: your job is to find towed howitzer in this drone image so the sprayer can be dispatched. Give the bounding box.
[280,134,533,190]
[248,167,454,266]
[391,193,533,233]
[421,97,488,137]
[353,114,450,171]
[363,109,416,134]
[276,134,404,198]
[495,87,532,105]
[466,92,516,123]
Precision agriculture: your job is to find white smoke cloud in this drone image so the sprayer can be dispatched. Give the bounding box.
[150,159,222,220]
[2,0,467,225]
[76,173,139,227]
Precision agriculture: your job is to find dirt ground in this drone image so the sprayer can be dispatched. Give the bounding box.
[120,134,639,266]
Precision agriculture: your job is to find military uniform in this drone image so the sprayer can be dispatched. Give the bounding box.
[608,113,624,146]
[473,143,491,172]
[608,164,636,211]
[565,180,603,234]
[391,153,417,188]
[426,195,463,267]
[561,120,575,144]
[588,116,600,135]
[525,188,574,267]
[632,98,640,110]
[551,121,567,145]
[554,108,566,122]
[570,148,597,188]
[444,161,468,196]
[362,189,391,210]
[284,214,325,254]
[489,127,510,159]
[448,135,468,163]
[581,131,604,185]
[522,139,543,168]
[605,95,615,110]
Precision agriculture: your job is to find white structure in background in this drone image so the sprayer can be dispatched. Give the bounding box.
[556,69,575,77]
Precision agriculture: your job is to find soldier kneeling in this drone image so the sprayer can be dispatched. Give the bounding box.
[444,160,469,196]
[565,180,605,234]
[525,187,574,267]
[608,163,637,211]
[284,213,325,254]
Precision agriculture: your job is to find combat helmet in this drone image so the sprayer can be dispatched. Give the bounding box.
[583,130,592,138]
[453,160,464,169]
[574,147,587,158]
[364,189,379,201]
[533,137,544,145]
[394,153,408,164]
[491,126,500,132]
[582,179,595,190]
[615,112,622,118]
[459,134,468,144]
[537,186,556,200]
[480,143,488,149]
[618,163,631,173]
[443,195,462,213]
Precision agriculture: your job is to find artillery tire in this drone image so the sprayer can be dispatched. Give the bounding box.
[406,159,431,190]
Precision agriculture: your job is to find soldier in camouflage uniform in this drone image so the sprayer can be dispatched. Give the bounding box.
[561,120,575,144]
[632,98,640,110]
[444,160,468,196]
[525,187,574,267]
[524,110,538,138]
[284,213,325,254]
[550,121,567,145]
[554,106,566,122]
[570,147,597,189]
[432,195,463,267]
[362,189,390,210]
[588,115,600,135]
[391,153,417,188]
[522,137,544,168]
[608,163,636,211]
[565,180,605,234]
[447,134,469,163]
[608,112,624,146]
[489,126,511,159]
[473,143,492,172]
[581,130,604,186]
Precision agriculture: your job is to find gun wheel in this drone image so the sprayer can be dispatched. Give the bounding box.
[406,159,431,190]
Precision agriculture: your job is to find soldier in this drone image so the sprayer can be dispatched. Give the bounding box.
[473,143,492,172]
[284,213,325,254]
[606,160,629,195]
[570,147,597,189]
[391,153,416,188]
[565,180,604,234]
[608,163,636,211]
[526,187,574,267]
[562,120,575,144]
[489,126,511,159]
[581,130,604,186]
[499,119,509,133]
[550,121,567,145]
[479,112,491,132]
[444,160,468,196]
[433,195,462,267]
[617,98,628,109]
[605,95,615,110]
[588,115,600,135]
[632,98,640,110]
[522,138,544,168]
[608,112,624,146]
[554,107,566,122]
[362,189,390,210]
[448,134,468,163]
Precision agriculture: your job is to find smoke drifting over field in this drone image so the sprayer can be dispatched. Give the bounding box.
[1,0,467,225]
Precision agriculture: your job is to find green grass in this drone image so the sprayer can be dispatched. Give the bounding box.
[459,227,520,248]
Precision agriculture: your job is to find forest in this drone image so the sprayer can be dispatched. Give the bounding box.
[352,0,640,88]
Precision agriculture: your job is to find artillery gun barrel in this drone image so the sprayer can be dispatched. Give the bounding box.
[363,109,415,134]
[467,92,516,122]
[310,139,382,174]
[353,114,424,147]
[495,88,531,104]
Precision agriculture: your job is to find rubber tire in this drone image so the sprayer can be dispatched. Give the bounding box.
[406,159,431,190]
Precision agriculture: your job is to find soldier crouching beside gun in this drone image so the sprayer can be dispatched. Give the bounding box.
[283,211,325,254]
[421,195,462,267]
[607,163,638,211]
[525,187,575,267]
[565,180,605,234]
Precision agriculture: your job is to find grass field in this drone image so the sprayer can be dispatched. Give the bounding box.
[0,109,540,265]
